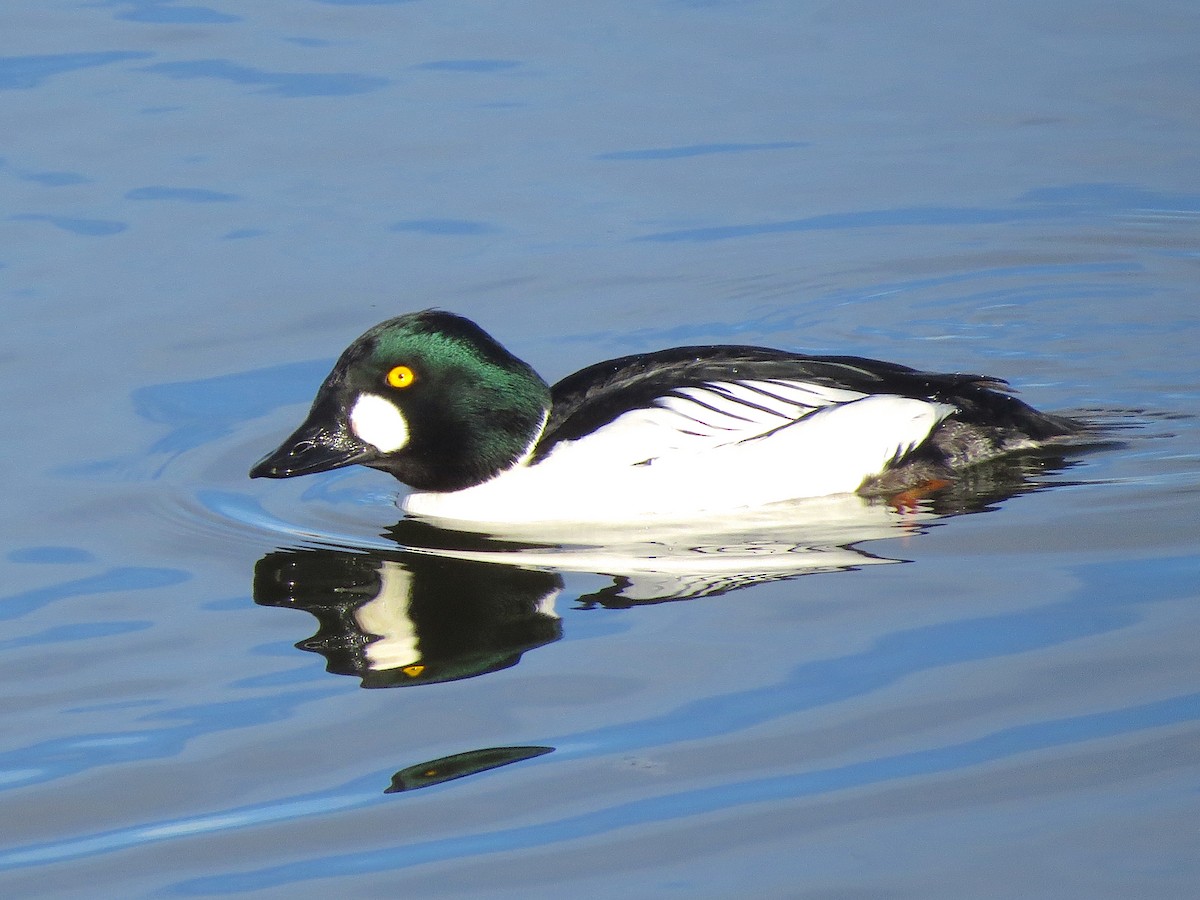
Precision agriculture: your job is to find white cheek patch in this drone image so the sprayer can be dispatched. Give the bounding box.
[349,393,409,453]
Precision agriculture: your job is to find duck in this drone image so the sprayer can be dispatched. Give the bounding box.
[250,309,1085,523]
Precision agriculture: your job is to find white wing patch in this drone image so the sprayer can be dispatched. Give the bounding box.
[653,379,870,443]
[403,377,958,523]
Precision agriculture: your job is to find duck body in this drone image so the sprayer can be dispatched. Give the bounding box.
[251,310,1084,524]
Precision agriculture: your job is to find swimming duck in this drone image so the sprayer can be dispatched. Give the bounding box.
[250,310,1083,523]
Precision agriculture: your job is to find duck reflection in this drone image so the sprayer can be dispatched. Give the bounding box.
[252,452,1082,795]
[254,448,1078,686]
[254,548,563,688]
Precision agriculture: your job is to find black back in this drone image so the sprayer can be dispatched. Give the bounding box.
[534,345,1078,461]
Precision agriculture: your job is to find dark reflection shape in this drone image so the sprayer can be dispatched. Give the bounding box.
[254,549,562,688]
[385,746,554,793]
[912,448,1085,516]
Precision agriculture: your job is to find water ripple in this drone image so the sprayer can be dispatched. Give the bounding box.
[109,2,241,24]
[597,141,807,161]
[141,59,390,97]
[0,51,153,90]
[9,214,128,236]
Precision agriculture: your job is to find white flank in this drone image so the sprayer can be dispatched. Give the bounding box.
[402,379,956,524]
[349,393,409,453]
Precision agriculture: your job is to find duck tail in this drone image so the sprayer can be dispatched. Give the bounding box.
[929,377,1092,466]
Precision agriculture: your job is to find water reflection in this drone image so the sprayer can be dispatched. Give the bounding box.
[254,550,562,688]
[254,449,1077,686]
[386,746,554,794]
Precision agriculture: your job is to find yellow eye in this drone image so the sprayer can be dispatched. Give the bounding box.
[386,365,416,389]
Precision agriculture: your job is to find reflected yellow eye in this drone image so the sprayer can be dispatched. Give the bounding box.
[402,664,425,677]
[386,365,416,389]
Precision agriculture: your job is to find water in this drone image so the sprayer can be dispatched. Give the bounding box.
[3,2,1199,897]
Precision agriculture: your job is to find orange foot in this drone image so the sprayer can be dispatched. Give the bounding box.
[889,478,952,512]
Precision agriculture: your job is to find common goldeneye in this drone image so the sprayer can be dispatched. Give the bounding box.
[250,310,1084,523]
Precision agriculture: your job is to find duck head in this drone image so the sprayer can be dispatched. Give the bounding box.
[250,310,551,492]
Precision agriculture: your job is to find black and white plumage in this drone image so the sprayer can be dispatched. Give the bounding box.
[251,311,1085,523]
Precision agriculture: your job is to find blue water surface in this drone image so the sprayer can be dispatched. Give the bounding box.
[2,2,1198,898]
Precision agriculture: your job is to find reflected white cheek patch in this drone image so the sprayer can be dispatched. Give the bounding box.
[349,393,409,452]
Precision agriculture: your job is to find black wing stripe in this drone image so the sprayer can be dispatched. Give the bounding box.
[665,388,760,424]
[703,383,797,418]
[761,378,866,403]
[654,402,742,434]
[720,379,868,412]
[655,379,873,442]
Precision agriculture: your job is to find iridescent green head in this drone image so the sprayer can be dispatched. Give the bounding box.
[251,310,551,491]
